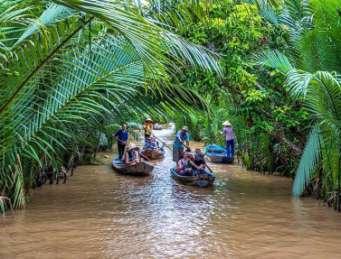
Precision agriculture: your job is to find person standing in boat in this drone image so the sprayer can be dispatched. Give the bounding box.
[143,118,153,138]
[114,124,129,160]
[222,121,235,161]
[173,126,190,162]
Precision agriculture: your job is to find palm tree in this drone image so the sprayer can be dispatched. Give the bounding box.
[0,0,221,212]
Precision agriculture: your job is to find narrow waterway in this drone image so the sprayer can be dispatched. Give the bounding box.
[1,126,341,259]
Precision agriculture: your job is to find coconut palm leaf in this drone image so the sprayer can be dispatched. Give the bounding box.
[0,0,31,65]
[307,72,341,142]
[15,3,76,46]
[286,69,313,97]
[292,124,321,196]
[256,50,294,74]
[280,0,313,42]
[245,0,280,25]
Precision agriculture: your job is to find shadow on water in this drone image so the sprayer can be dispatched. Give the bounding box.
[1,124,341,258]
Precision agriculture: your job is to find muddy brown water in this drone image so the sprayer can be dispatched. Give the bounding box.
[1,126,341,259]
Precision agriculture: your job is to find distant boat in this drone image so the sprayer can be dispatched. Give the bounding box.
[205,144,233,164]
[112,159,154,176]
[170,168,215,188]
[153,123,163,130]
[141,148,165,160]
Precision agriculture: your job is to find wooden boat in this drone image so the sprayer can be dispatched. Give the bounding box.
[141,148,165,160]
[112,159,154,176]
[205,144,233,164]
[170,168,215,188]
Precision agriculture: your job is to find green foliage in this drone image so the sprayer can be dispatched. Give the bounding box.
[0,0,221,211]
[254,0,341,199]
[165,0,308,175]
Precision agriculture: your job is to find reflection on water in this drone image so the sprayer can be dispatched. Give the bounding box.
[1,125,341,258]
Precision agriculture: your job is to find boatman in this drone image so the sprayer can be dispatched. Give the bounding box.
[173,126,190,162]
[143,118,153,138]
[222,121,235,161]
[114,124,129,160]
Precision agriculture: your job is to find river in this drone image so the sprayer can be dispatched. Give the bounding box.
[1,126,341,259]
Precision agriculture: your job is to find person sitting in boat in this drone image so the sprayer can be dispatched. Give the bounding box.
[176,152,193,176]
[144,136,158,150]
[143,118,153,138]
[194,148,206,169]
[173,126,190,162]
[123,144,141,165]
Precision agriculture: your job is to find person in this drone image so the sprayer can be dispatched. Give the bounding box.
[176,152,194,176]
[123,144,141,165]
[193,148,206,169]
[143,118,153,138]
[144,136,158,150]
[222,121,235,160]
[114,124,129,160]
[173,126,190,162]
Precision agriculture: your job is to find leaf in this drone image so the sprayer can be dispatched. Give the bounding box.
[292,125,321,197]
[255,50,294,74]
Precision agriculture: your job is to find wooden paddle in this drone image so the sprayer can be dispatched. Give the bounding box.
[153,135,173,151]
[203,159,214,174]
[138,151,150,161]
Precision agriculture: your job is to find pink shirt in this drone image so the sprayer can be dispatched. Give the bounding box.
[223,127,234,141]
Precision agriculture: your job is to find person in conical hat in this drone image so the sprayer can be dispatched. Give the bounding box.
[143,118,154,138]
[123,143,140,164]
[222,121,231,127]
[222,120,235,162]
[173,125,190,163]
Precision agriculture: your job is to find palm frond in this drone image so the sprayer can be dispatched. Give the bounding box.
[245,0,280,25]
[255,50,294,74]
[15,3,76,46]
[0,36,144,191]
[307,72,341,141]
[292,125,321,196]
[161,31,222,76]
[286,69,313,97]
[280,0,313,42]
[0,1,32,64]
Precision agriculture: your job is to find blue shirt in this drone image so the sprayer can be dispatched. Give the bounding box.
[115,129,128,143]
[173,130,189,149]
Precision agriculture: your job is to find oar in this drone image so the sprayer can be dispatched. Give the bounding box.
[139,151,150,161]
[204,158,214,174]
[179,141,191,152]
[153,135,172,151]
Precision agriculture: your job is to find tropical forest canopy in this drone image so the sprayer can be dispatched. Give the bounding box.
[1,0,341,212]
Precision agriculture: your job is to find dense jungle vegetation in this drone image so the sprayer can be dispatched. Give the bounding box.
[1,0,341,213]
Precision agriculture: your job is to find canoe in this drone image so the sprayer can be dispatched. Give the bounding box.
[170,168,215,188]
[205,144,233,164]
[112,159,154,176]
[141,148,165,160]
[206,154,233,164]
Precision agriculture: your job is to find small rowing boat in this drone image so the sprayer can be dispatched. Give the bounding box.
[112,159,154,176]
[141,148,165,160]
[170,168,215,187]
[205,144,233,164]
